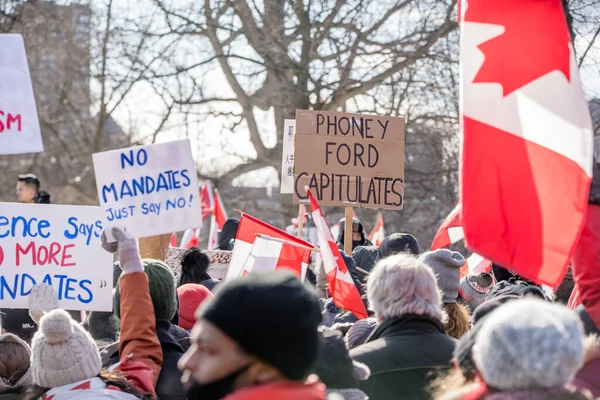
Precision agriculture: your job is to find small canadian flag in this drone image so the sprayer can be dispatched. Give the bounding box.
[226,212,313,281]
[368,214,385,246]
[306,188,368,319]
[177,181,214,248]
[431,203,464,250]
[242,234,314,280]
[208,188,228,250]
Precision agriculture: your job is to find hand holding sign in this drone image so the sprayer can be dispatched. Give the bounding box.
[101,227,143,275]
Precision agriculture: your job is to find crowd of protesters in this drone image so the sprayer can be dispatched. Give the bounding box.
[1,175,599,400]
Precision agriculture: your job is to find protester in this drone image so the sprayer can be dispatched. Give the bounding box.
[217,219,239,250]
[178,271,326,400]
[15,174,50,204]
[0,333,32,400]
[350,254,456,400]
[376,233,420,259]
[336,217,372,251]
[352,246,378,282]
[438,299,589,400]
[0,309,37,344]
[21,227,162,400]
[312,329,370,400]
[177,284,213,331]
[109,258,189,400]
[15,174,39,204]
[178,247,212,287]
[419,249,471,339]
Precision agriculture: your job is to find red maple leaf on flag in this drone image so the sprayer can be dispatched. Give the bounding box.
[464,0,571,96]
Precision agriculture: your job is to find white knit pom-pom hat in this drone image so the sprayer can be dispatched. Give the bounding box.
[31,309,102,388]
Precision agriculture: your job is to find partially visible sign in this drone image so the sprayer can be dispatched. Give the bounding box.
[280,119,296,194]
[0,203,112,310]
[93,140,202,242]
[0,34,43,155]
[293,110,405,209]
[165,247,231,282]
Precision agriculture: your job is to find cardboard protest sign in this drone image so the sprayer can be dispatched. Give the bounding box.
[293,110,405,209]
[0,203,112,310]
[93,139,202,242]
[0,34,44,155]
[165,247,231,282]
[280,119,296,194]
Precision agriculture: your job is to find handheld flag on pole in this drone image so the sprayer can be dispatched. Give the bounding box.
[306,187,368,319]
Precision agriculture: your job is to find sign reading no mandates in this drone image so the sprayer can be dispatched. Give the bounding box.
[293,110,405,209]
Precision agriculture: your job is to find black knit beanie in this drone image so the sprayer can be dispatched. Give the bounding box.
[377,233,420,259]
[200,271,322,380]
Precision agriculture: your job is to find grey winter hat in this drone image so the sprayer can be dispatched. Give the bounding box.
[473,298,585,391]
[419,249,465,303]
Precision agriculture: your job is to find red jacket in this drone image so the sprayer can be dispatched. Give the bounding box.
[569,204,600,328]
[223,375,326,400]
[116,272,163,394]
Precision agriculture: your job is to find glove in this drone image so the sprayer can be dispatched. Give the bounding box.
[101,227,143,275]
[29,283,58,323]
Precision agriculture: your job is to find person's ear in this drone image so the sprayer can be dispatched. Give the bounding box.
[244,361,282,385]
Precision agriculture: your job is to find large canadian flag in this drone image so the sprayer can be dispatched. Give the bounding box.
[307,189,368,319]
[226,212,313,280]
[241,235,313,280]
[431,203,464,250]
[368,214,385,246]
[208,188,228,250]
[460,0,593,286]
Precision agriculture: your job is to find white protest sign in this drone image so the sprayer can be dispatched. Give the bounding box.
[0,34,43,155]
[0,203,112,310]
[280,119,296,194]
[93,139,202,242]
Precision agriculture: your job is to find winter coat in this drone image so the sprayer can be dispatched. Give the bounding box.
[113,272,163,394]
[0,387,24,400]
[571,335,600,397]
[223,374,326,400]
[350,314,456,400]
[440,383,593,400]
[103,320,189,400]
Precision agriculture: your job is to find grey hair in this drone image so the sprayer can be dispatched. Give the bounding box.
[367,254,446,323]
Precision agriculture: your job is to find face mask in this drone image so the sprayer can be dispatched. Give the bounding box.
[186,364,251,400]
[352,239,363,248]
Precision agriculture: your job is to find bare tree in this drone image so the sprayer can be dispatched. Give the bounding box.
[0,0,177,204]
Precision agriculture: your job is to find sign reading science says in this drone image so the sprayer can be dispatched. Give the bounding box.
[293,110,405,209]
[93,139,202,242]
[0,203,112,311]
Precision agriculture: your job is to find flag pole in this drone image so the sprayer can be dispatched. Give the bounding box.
[297,204,305,239]
[344,206,353,255]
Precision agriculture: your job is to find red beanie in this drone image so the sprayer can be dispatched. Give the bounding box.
[177,284,213,330]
